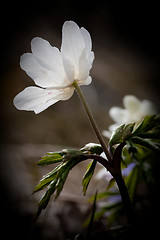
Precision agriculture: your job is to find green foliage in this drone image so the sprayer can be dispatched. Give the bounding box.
[37,152,64,165]
[82,160,97,195]
[125,165,139,201]
[33,115,160,222]
[88,114,160,226]
[34,158,83,219]
[80,143,103,155]
[109,115,160,152]
[132,115,160,136]
[109,123,135,146]
[33,143,103,219]
[89,190,120,202]
[86,191,98,239]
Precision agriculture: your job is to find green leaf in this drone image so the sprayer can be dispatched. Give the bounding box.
[142,162,156,185]
[34,179,57,220]
[34,157,83,220]
[135,131,160,139]
[109,123,134,146]
[62,149,84,161]
[87,191,98,238]
[132,136,160,153]
[54,158,83,199]
[38,180,57,209]
[38,152,64,165]
[89,190,119,202]
[34,149,85,194]
[55,168,70,200]
[82,160,97,195]
[33,164,62,193]
[106,178,116,191]
[133,115,160,136]
[83,201,123,227]
[125,165,138,201]
[80,143,103,155]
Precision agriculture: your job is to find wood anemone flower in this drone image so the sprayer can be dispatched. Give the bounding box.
[103,95,156,138]
[14,21,94,114]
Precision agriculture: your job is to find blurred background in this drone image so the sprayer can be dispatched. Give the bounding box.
[1,1,160,239]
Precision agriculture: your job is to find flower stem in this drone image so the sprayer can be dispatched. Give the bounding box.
[83,153,135,224]
[73,81,134,224]
[73,81,112,162]
[114,174,135,225]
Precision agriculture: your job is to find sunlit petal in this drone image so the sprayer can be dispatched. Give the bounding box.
[61,21,85,71]
[20,53,66,88]
[13,86,74,114]
[15,21,94,113]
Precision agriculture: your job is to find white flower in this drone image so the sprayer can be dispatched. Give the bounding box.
[103,95,156,138]
[14,21,94,114]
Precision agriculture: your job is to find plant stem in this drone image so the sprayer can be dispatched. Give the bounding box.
[73,81,112,162]
[84,151,135,224]
[73,81,134,224]
[114,174,135,225]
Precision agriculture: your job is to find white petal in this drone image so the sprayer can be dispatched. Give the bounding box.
[102,130,112,139]
[108,123,121,133]
[78,49,91,82]
[61,21,85,73]
[20,53,56,88]
[31,37,58,66]
[62,57,75,83]
[80,27,95,64]
[79,76,92,86]
[123,95,141,114]
[13,86,74,114]
[21,37,70,88]
[109,107,127,124]
[20,53,40,74]
[20,53,68,88]
[31,37,66,77]
[141,100,157,115]
[80,27,92,52]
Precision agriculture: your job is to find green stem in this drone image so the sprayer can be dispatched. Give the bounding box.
[72,81,112,162]
[73,81,134,224]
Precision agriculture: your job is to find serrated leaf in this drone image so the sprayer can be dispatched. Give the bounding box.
[38,180,57,209]
[54,158,83,199]
[55,168,70,200]
[38,152,63,165]
[109,123,134,146]
[34,157,83,220]
[53,158,82,199]
[82,160,97,195]
[63,149,84,161]
[133,115,160,136]
[80,143,103,155]
[132,136,160,153]
[135,131,160,139]
[109,124,125,146]
[33,163,62,193]
[34,179,57,220]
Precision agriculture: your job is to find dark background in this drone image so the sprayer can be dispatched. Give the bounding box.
[1,0,160,146]
[1,1,160,239]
